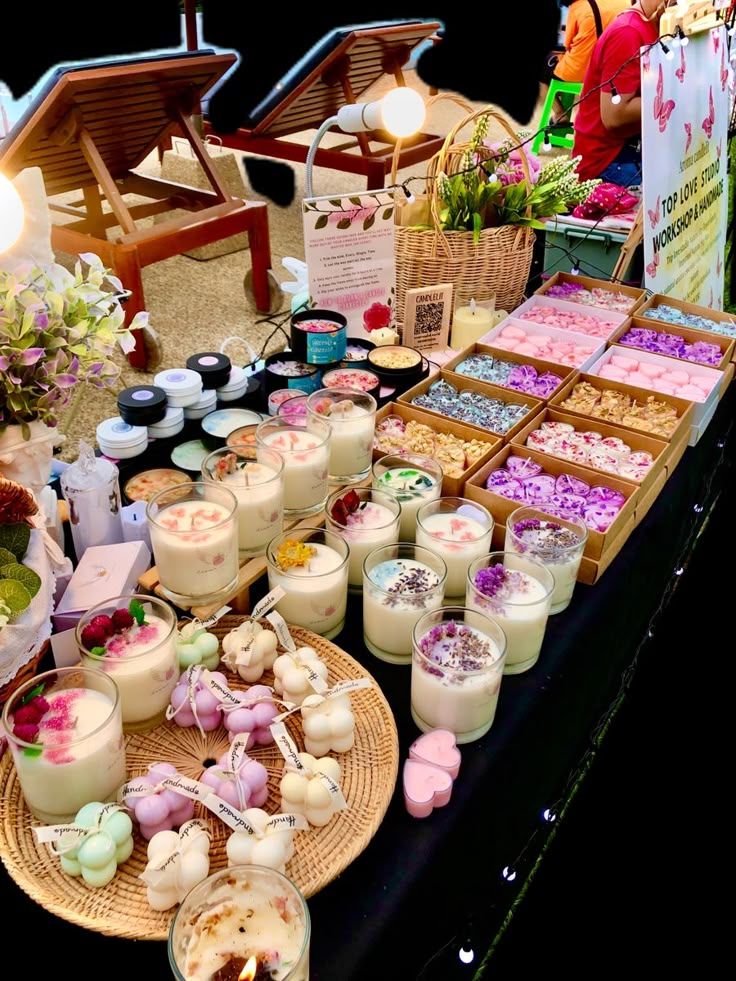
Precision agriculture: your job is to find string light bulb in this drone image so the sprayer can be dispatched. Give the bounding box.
[541,129,552,153]
[677,27,689,47]
[610,82,622,105]
[570,265,580,276]
[458,946,475,965]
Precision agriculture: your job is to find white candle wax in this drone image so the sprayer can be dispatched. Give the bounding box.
[261,429,330,512]
[330,502,400,586]
[149,500,238,600]
[466,570,550,673]
[411,624,504,740]
[81,615,177,728]
[451,299,495,349]
[10,688,126,824]
[373,468,440,541]
[504,519,585,614]
[363,558,445,662]
[415,511,492,598]
[269,543,347,637]
[217,463,283,554]
[324,403,375,478]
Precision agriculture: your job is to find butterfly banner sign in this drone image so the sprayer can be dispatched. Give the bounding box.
[640,25,729,308]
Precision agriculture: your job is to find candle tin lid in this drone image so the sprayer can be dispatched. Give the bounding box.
[96,416,149,453]
[320,367,380,398]
[117,384,168,426]
[216,365,249,400]
[123,468,192,503]
[146,405,185,439]
[290,309,348,364]
[367,344,423,376]
[153,367,203,407]
[339,339,375,369]
[186,351,232,389]
[183,388,218,420]
[264,352,322,397]
[225,424,259,457]
[170,439,211,472]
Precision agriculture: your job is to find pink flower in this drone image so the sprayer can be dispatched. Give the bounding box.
[212,553,224,566]
[363,302,392,332]
[484,142,541,186]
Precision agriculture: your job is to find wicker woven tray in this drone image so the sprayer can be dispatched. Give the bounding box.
[0,618,399,941]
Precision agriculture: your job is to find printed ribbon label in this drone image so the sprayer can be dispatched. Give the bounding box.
[199,668,242,708]
[303,677,372,706]
[119,773,212,802]
[313,769,348,811]
[32,803,128,854]
[265,610,297,652]
[251,587,285,621]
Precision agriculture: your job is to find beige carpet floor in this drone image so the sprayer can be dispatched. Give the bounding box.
[54,73,552,460]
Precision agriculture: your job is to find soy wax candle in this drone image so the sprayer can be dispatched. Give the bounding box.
[306,387,377,482]
[76,595,178,732]
[372,452,443,542]
[325,486,401,589]
[256,416,331,518]
[411,607,507,743]
[146,483,239,606]
[202,446,284,557]
[415,498,494,600]
[266,528,349,639]
[505,506,587,614]
[1,666,126,824]
[465,552,554,674]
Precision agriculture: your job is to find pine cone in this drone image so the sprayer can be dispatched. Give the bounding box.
[0,476,39,525]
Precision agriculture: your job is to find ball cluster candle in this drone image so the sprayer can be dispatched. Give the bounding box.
[222,685,279,747]
[146,482,239,606]
[1,666,126,824]
[76,595,178,732]
[221,620,278,682]
[143,822,211,911]
[280,751,343,827]
[491,323,599,366]
[523,420,655,482]
[226,807,297,873]
[272,647,330,706]
[122,762,196,839]
[362,543,447,664]
[199,745,269,811]
[594,352,717,401]
[306,387,377,482]
[256,416,331,517]
[301,691,356,756]
[504,508,588,614]
[415,498,494,600]
[325,486,401,588]
[266,530,349,639]
[465,553,554,674]
[410,607,507,743]
[202,446,284,557]
[176,620,221,671]
[372,452,443,542]
[168,667,229,731]
[55,802,134,887]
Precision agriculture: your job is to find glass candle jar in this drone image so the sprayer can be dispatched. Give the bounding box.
[202,445,284,557]
[147,482,239,607]
[306,387,377,483]
[371,452,443,542]
[411,606,508,743]
[168,865,311,981]
[415,497,494,601]
[256,416,331,518]
[266,527,349,639]
[465,552,554,675]
[325,486,401,589]
[76,594,178,732]
[362,543,447,664]
[1,666,126,824]
[504,506,588,614]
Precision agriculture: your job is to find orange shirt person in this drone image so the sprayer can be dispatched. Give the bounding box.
[555,0,632,84]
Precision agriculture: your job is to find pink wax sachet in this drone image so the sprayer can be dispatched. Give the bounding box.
[403,728,461,818]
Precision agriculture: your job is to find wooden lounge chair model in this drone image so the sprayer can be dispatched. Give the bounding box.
[202,20,445,190]
[0,50,273,370]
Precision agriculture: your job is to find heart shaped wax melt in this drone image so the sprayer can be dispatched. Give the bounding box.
[403,760,453,819]
[409,729,462,780]
[506,456,543,478]
[587,486,626,509]
[583,502,621,532]
[519,474,557,501]
[555,474,590,497]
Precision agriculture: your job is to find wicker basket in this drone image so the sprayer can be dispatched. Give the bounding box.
[393,99,536,326]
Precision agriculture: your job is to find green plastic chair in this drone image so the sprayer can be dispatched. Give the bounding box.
[532,80,583,154]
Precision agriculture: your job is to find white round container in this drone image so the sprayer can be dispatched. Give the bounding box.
[96,417,149,459]
[183,388,217,420]
[147,405,185,439]
[153,368,203,407]
[216,365,249,402]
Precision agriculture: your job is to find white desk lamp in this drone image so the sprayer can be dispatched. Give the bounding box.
[304,87,426,198]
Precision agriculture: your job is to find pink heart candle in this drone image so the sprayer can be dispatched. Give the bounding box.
[409,728,462,780]
[402,759,454,819]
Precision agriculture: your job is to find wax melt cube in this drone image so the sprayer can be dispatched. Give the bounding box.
[142,823,211,911]
[301,691,356,756]
[226,807,297,873]
[56,803,134,888]
[280,752,343,826]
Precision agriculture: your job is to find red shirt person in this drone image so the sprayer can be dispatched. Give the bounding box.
[573,1,668,184]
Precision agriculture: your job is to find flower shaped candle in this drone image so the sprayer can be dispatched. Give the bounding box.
[121,762,196,840]
[38,802,134,888]
[221,619,279,682]
[222,684,280,747]
[141,821,211,911]
[272,646,329,706]
[199,733,269,810]
[279,751,344,827]
[176,619,220,671]
[226,808,300,873]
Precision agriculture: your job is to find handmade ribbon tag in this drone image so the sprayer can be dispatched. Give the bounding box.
[265,813,310,832]
[118,773,212,802]
[139,819,210,887]
[265,610,297,652]
[251,587,286,621]
[303,678,372,707]
[270,721,306,771]
[201,795,259,835]
[199,668,242,710]
[314,769,348,811]
[32,803,128,854]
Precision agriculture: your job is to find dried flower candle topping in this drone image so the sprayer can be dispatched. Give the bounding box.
[295,318,342,333]
[329,489,361,525]
[321,368,379,392]
[559,381,680,437]
[546,282,635,313]
[371,558,441,594]
[275,540,317,570]
[376,467,436,498]
[418,621,499,674]
[511,518,581,551]
[267,360,314,377]
[369,346,421,369]
[473,564,531,600]
[310,397,355,417]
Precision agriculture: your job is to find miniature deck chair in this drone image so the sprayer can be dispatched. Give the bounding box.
[0,51,273,370]
[202,21,446,190]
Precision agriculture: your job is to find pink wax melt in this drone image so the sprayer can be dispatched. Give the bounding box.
[403,728,461,818]
[409,728,462,780]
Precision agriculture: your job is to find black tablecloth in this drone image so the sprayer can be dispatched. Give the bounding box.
[2,384,734,980]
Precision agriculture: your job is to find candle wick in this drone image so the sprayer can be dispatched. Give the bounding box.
[470,298,476,315]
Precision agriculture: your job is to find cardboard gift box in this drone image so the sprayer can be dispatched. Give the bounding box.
[534,271,647,315]
[634,294,736,363]
[608,315,736,371]
[442,342,578,404]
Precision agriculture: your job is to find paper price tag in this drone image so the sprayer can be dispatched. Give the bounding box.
[265,610,296,651]
[201,795,258,835]
[251,587,285,621]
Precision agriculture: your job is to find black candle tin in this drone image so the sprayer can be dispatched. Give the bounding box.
[117,385,168,426]
[290,309,348,364]
[186,351,232,389]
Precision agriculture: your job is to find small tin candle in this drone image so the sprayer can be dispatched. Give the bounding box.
[96,417,149,460]
[215,365,249,402]
[320,367,380,398]
[338,339,375,369]
[368,344,423,378]
[170,439,211,472]
[147,405,185,440]
[117,385,167,427]
[186,351,232,389]
[153,368,203,408]
[124,468,192,503]
[264,353,322,398]
[267,389,303,416]
[183,388,217,421]
[290,309,347,364]
[201,408,264,449]
[226,424,259,457]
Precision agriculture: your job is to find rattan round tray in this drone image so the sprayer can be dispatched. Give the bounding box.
[0,617,399,941]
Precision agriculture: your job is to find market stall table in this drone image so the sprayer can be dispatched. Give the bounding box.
[0,381,733,980]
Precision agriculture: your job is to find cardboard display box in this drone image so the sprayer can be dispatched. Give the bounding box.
[477,316,607,373]
[534,271,647,315]
[397,369,545,443]
[510,406,672,495]
[463,442,639,562]
[607,316,736,372]
[373,400,502,497]
[549,373,695,447]
[634,294,736,363]
[442,342,578,404]
[509,293,629,341]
